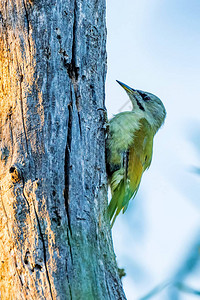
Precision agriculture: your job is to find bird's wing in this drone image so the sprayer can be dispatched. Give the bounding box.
[108,148,143,226]
[108,118,153,226]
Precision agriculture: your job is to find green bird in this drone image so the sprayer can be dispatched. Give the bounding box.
[106,80,166,227]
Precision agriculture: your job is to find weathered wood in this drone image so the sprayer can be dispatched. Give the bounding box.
[0,0,126,299]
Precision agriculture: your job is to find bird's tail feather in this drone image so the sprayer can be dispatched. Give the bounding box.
[108,180,137,227]
[108,180,126,226]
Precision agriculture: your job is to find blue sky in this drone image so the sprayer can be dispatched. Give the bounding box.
[106,1,200,299]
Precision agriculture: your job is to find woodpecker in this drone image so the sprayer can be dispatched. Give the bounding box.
[106,80,166,227]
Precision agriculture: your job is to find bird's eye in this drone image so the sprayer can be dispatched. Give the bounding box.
[141,94,151,101]
[143,95,151,101]
[138,91,151,101]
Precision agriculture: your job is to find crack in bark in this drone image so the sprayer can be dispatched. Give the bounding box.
[22,0,31,51]
[66,274,72,299]
[19,74,29,155]
[66,274,73,300]
[77,106,82,137]
[67,0,82,137]
[72,0,82,137]
[64,102,73,235]
[72,0,78,76]
[67,0,79,82]
[64,102,75,299]
[67,227,73,265]
[32,201,54,300]
[64,102,73,298]
[8,114,14,157]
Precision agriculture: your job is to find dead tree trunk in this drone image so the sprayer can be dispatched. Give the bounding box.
[0,1,126,299]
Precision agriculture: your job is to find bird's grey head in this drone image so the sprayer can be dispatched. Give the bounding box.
[116,80,166,133]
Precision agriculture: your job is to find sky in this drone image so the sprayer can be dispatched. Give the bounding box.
[106,1,200,299]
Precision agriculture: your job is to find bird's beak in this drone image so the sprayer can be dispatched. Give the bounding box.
[116,80,136,94]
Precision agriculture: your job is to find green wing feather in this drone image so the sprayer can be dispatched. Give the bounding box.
[108,147,143,227]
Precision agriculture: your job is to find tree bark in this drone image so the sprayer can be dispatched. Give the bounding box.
[0,0,126,299]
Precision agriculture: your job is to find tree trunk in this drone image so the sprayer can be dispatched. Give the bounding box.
[0,1,126,299]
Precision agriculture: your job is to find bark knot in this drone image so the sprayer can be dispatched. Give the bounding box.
[9,166,21,183]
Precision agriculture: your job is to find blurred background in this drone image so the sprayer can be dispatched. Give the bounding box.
[105,0,200,299]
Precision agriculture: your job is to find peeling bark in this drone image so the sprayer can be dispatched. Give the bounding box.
[0,1,126,299]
